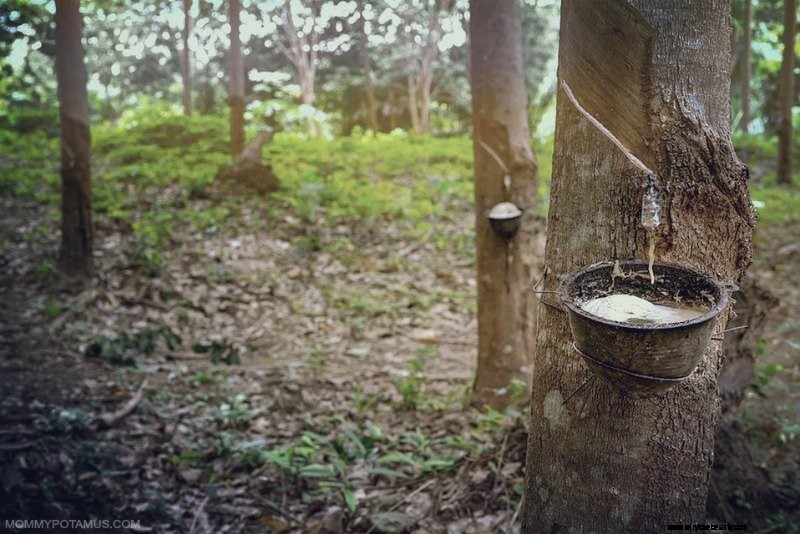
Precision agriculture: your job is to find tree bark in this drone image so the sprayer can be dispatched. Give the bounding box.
[407,71,421,134]
[280,0,319,136]
[229,0,245,157]
[522,0,755,531]
[777,0,796,185]
[359,5,379,133]
[419,64,432,134]
[215,131,278,194]
[55,0,93,278]
[741,0,752,134]
[181,0,193,116]
[469,0,538,410]
[405,0,451,135]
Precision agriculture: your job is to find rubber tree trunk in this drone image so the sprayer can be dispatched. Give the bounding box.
[181,0,193,116]
[55,0,93,278]
[359,4,379,133]
[407,72,421,134]
[229,0,245,157]
[469,0,538,410]
[777,0,796,185]
[522,0,755,530]
[741,0,752,134]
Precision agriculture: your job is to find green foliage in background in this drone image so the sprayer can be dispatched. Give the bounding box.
[0,100,555,276]
[734,131,800,225]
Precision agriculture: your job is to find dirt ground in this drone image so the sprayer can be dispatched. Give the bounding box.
[0,192,798,533]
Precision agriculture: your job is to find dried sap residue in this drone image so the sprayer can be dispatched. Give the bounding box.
[581,294,705,325]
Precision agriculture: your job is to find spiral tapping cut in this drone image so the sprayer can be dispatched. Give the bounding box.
[641,175,661,284]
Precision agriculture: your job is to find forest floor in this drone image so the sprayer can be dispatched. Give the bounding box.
[1,171,799,532]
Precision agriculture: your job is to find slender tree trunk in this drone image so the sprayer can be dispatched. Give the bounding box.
[300,73,318,136]
[359,9,379,133]
[777,0,796,185]
[229,0,245,157]
[407,72,421,134]
[419,66,432,134]
[522,0,755,530]
[741,0,752,134]
[388,89,398,130]
[280,0,319,136]
[181,0,193,116]
[55,0,93,278]
[470,0,538,410]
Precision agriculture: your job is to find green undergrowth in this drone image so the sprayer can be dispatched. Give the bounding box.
[193,388,527,515]
[0,102,557,273]
[266,131,474,234]
[734,132,800,227]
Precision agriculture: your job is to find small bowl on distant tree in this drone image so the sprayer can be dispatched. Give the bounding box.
[486,201,523,239]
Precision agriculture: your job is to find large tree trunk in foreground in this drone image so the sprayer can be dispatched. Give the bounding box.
[55,0,93,278]
[470,0,538,410]
[741,0,752,134]
[776,0,796,185]
[522,1,755,530]
[181,0,193,116]
[229,0,245,157]
[707,276,778,528]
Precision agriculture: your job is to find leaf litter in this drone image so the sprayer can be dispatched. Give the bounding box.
[0,194,540,533]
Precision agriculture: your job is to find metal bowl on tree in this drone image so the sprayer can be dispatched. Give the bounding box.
[558,260,730,396]
[486,201,523,239]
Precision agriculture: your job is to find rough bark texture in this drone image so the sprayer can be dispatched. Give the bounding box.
[229,0,245,157]
[707,276,778,528]
[777,0,796,185]
[470,0,538,410]
[718,276,775,413]
[741,0,752,134]
[180,0,192,116]
[55,0,93,278]
[522,1,756,531]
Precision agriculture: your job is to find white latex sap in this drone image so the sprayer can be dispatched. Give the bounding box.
[581,294,704,325]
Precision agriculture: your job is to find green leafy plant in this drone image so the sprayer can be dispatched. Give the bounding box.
[192,339,241,365]
[84,324,181,366]
[213,393,258,429]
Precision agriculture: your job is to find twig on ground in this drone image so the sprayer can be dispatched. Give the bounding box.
[0,441,37,452]
[507,496,523,533]
[188,496,209,534]
[387,478,437,514]
[97,379,149,428]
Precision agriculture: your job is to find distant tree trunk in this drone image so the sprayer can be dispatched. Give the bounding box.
[407,71,421,134]
[55,0,93,278]
[777,0,796,185]
[388,88,398,130]
[215,131,279,194]
[359,5,379,133]
[419,61,433,133]
[469,0,538,410]
[405,0,451,134]
[229,0,245,157]
[180,0,193,116]
[522,0,755,530]
[279,0,319,136]
[741,0,751,134]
